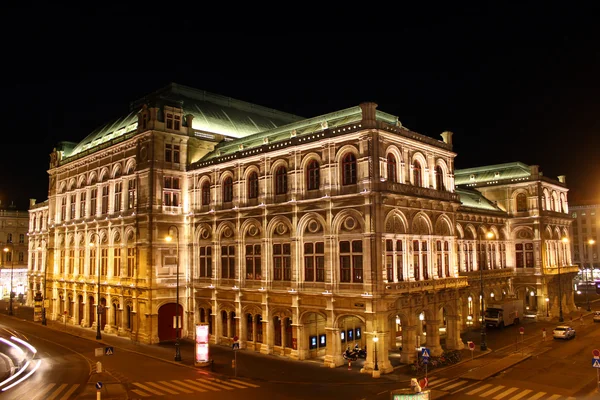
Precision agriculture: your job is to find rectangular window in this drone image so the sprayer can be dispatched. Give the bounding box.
[246,244,262,280]
[78,249,84,275]
[101,248,108,277]
[101,186,109,214]
[128,179,136,209]
[515,243,524,268]
[113,248,121,277]
[339,240,363,283]
[90,248,97,276]
[174,116,181,131]
[413,240,420,280]
[80,191,86,218]
[19,234,24,244]
[61,197,66,221]
[163,177,181,207]
[165,143,172,162]
[114,182,122,212]
[304,242,325,282]
[68,250,74,274]
[127,247,135,277]
[90,188,97,216]
[173,145,180,163]
[199,246,212,278]
[70,194,76,219]
[60,250,65,274]
[525,243,534,268]
[385,239,394,281]
[273,243,291,281]
[166,114,174,130]
[396,240,404,281]
[221,245,235,279]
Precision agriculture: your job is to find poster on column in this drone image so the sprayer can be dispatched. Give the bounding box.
[195,323,210,367]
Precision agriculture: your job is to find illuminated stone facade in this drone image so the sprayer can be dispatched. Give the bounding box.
[26,83,575,373]
[0,205,29,301]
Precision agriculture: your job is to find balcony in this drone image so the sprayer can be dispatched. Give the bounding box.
[543,265,580,275]
[384,276,469,294]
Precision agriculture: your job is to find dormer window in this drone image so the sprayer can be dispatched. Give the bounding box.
[165,144,180,163]
[166,113,181,130]
[470,174,475,181]
[494,172,500,178]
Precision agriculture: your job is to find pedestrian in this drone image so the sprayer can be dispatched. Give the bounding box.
[580,313,584,326]
[542,328,546,341]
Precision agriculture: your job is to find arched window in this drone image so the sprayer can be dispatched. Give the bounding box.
[387,154,397,183]
[413,161,422,187]
[248,172,259,199]
[223,177,233,203]
[307,160,320,190]
[516,193,527,212]
[435,165,444,190]
[342,153,357,185]
[201,182,210,206]
[275,167,287,195]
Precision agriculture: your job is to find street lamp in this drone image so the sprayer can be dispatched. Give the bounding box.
[545,297,549,317]
[166,225,182,362]
[3,246,14,316]
[90,233,102,340]
[479,231,493,351]
[372,335,379,371]
[558,237,569,322]
[586,239,595,312]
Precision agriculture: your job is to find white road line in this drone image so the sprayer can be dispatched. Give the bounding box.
[427,377,451,387]
[444,380,468,390]
[492,387,519,399]
[507,389,532,400]
[158,380,193,394]
[527,392,546,400]
[209,378,248,389]
[231,378,260,388]
[47,383,68,400]
[131,389,151,397]
[32,383,56,400]
[145,381,179,394]
[466,384,493,396]
[133,383,165,396]
[545,395,561,400]
[480,385,505,397]
[185,379,220,392]
[171,380,207,392]
[59,384,79,400]
[198,379,233,390]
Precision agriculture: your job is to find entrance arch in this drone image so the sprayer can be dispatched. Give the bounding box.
[337,315,364,351]
[301,312,327,360]
[158,303,183,342]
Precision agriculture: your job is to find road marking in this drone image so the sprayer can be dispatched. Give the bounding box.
[231,378,260,388]
[145,381,179,394]
[171,379,207,392]
[185,379,220,391]
[445,380,469,390]
[131,389,151,397]
[527,392,546,400]
[467,384,493,395]
[209,378,248,389]
[59,384,79,400]
[507,389,531,400]
[47,383,68,400]
[492,387,519,399]
[545,395,561,400]
[427,377,451,387]
[158,380,193,394]
[32,383,56,399]
[133,382,165,395]
[200,379,233,390]
[480,385,505,397]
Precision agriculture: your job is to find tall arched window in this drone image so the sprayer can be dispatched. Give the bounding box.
[435,165,444,190]
[516,193,527,212]
[413,161,422,187]
[307,160,320,190]
[248,172,259,199]
[201,182,210,206]
[342,153,357,185]
[223,176,233,203]
[275,167,287,195]
[387,154,397,183]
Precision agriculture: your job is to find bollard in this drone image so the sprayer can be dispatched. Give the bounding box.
[348,360,352,370]
[96,361,102,373]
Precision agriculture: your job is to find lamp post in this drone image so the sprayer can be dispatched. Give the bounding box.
[479,231,493,351]
[3,246,14,316]
[90,233,102,340]
[372,335,379,372]
[558,237,569,322]
[586,239,595,312]
[166,225,182,362]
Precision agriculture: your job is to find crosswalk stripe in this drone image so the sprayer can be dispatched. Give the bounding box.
[427,377,451,387]
[209,378,248,389]
[467,384,493,395]
[158,380,193,394]
[545,395,561,400]
[507,389,532,400]
[184,379,220,392]
[133,383,165,396]
[444,380,468,390]
[480,385,505,397]
[231,378,260,388]
[566,397,577,400]
[33,383,57,400]
[131,389,152,397]
[527,392,546,400]
[47,383,69,400]
[171,379,207,392]
[145,381,179,394]
[492,387,519,399]
[196,379,233,390]
[59,384,79,400]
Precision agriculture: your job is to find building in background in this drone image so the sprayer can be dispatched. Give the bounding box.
[0,201,29,305]
[569,204,599,283]
[26,83,576,373]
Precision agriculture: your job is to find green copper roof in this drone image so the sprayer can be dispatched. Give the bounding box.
[454,162,531,185]
[456,187,504,212]
[68,83,305,158]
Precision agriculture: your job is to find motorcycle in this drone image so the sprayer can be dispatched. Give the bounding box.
[343,348,358,361]
[353,344,366,358]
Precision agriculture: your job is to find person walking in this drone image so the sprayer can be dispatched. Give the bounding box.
[542,328,547,341]
[580,313,585,326]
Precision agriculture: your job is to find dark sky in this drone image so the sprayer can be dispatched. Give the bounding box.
[2,6,599,210]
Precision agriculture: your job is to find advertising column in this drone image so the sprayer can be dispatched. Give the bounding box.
[195,323,210,367]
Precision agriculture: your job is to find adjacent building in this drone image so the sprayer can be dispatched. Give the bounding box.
[569,204,599,282]
[0,201,29,303]
[26,83,577,374]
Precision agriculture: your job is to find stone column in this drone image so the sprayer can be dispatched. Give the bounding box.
[324,327,343,368]
[252,316,257,350]
[375,330,394,374]
[294,323,304,360]
[280,318,286,350]
[227,313,232,339]
[426,319,442,356]
[444,315,464,350]
[260,318,273,355]
[238,314,246,349]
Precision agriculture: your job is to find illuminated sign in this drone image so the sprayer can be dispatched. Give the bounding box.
[195,324,210,364]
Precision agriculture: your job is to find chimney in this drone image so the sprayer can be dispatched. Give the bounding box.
[440,131,453,145]
[359,102,378,128]
[29,198,36,208]
[529,165,539,177]
[557,175,566,184]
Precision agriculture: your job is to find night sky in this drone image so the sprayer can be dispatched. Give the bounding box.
[2,7,599,211]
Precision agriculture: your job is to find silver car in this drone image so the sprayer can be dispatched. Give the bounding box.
[593,311,600,323]
[553,325,576,340]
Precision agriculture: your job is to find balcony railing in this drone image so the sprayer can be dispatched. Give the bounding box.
[543,265,580,275]
[384,276,469,293]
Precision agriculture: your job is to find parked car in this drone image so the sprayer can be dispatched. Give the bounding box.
[553,325,576,340]
[593,311,600,323]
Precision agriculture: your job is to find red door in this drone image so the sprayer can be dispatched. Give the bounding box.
[158,303,183,342]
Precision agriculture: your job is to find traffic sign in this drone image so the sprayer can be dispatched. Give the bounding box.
[421,348,431,358]
[593,349,600,359]
[468,341,475,350]
[593,359,600,368]
[422,357,429,364]
[519,327,524,335]
[104,347,114,356]
[419,377,429,388]
[96,382,103,390]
